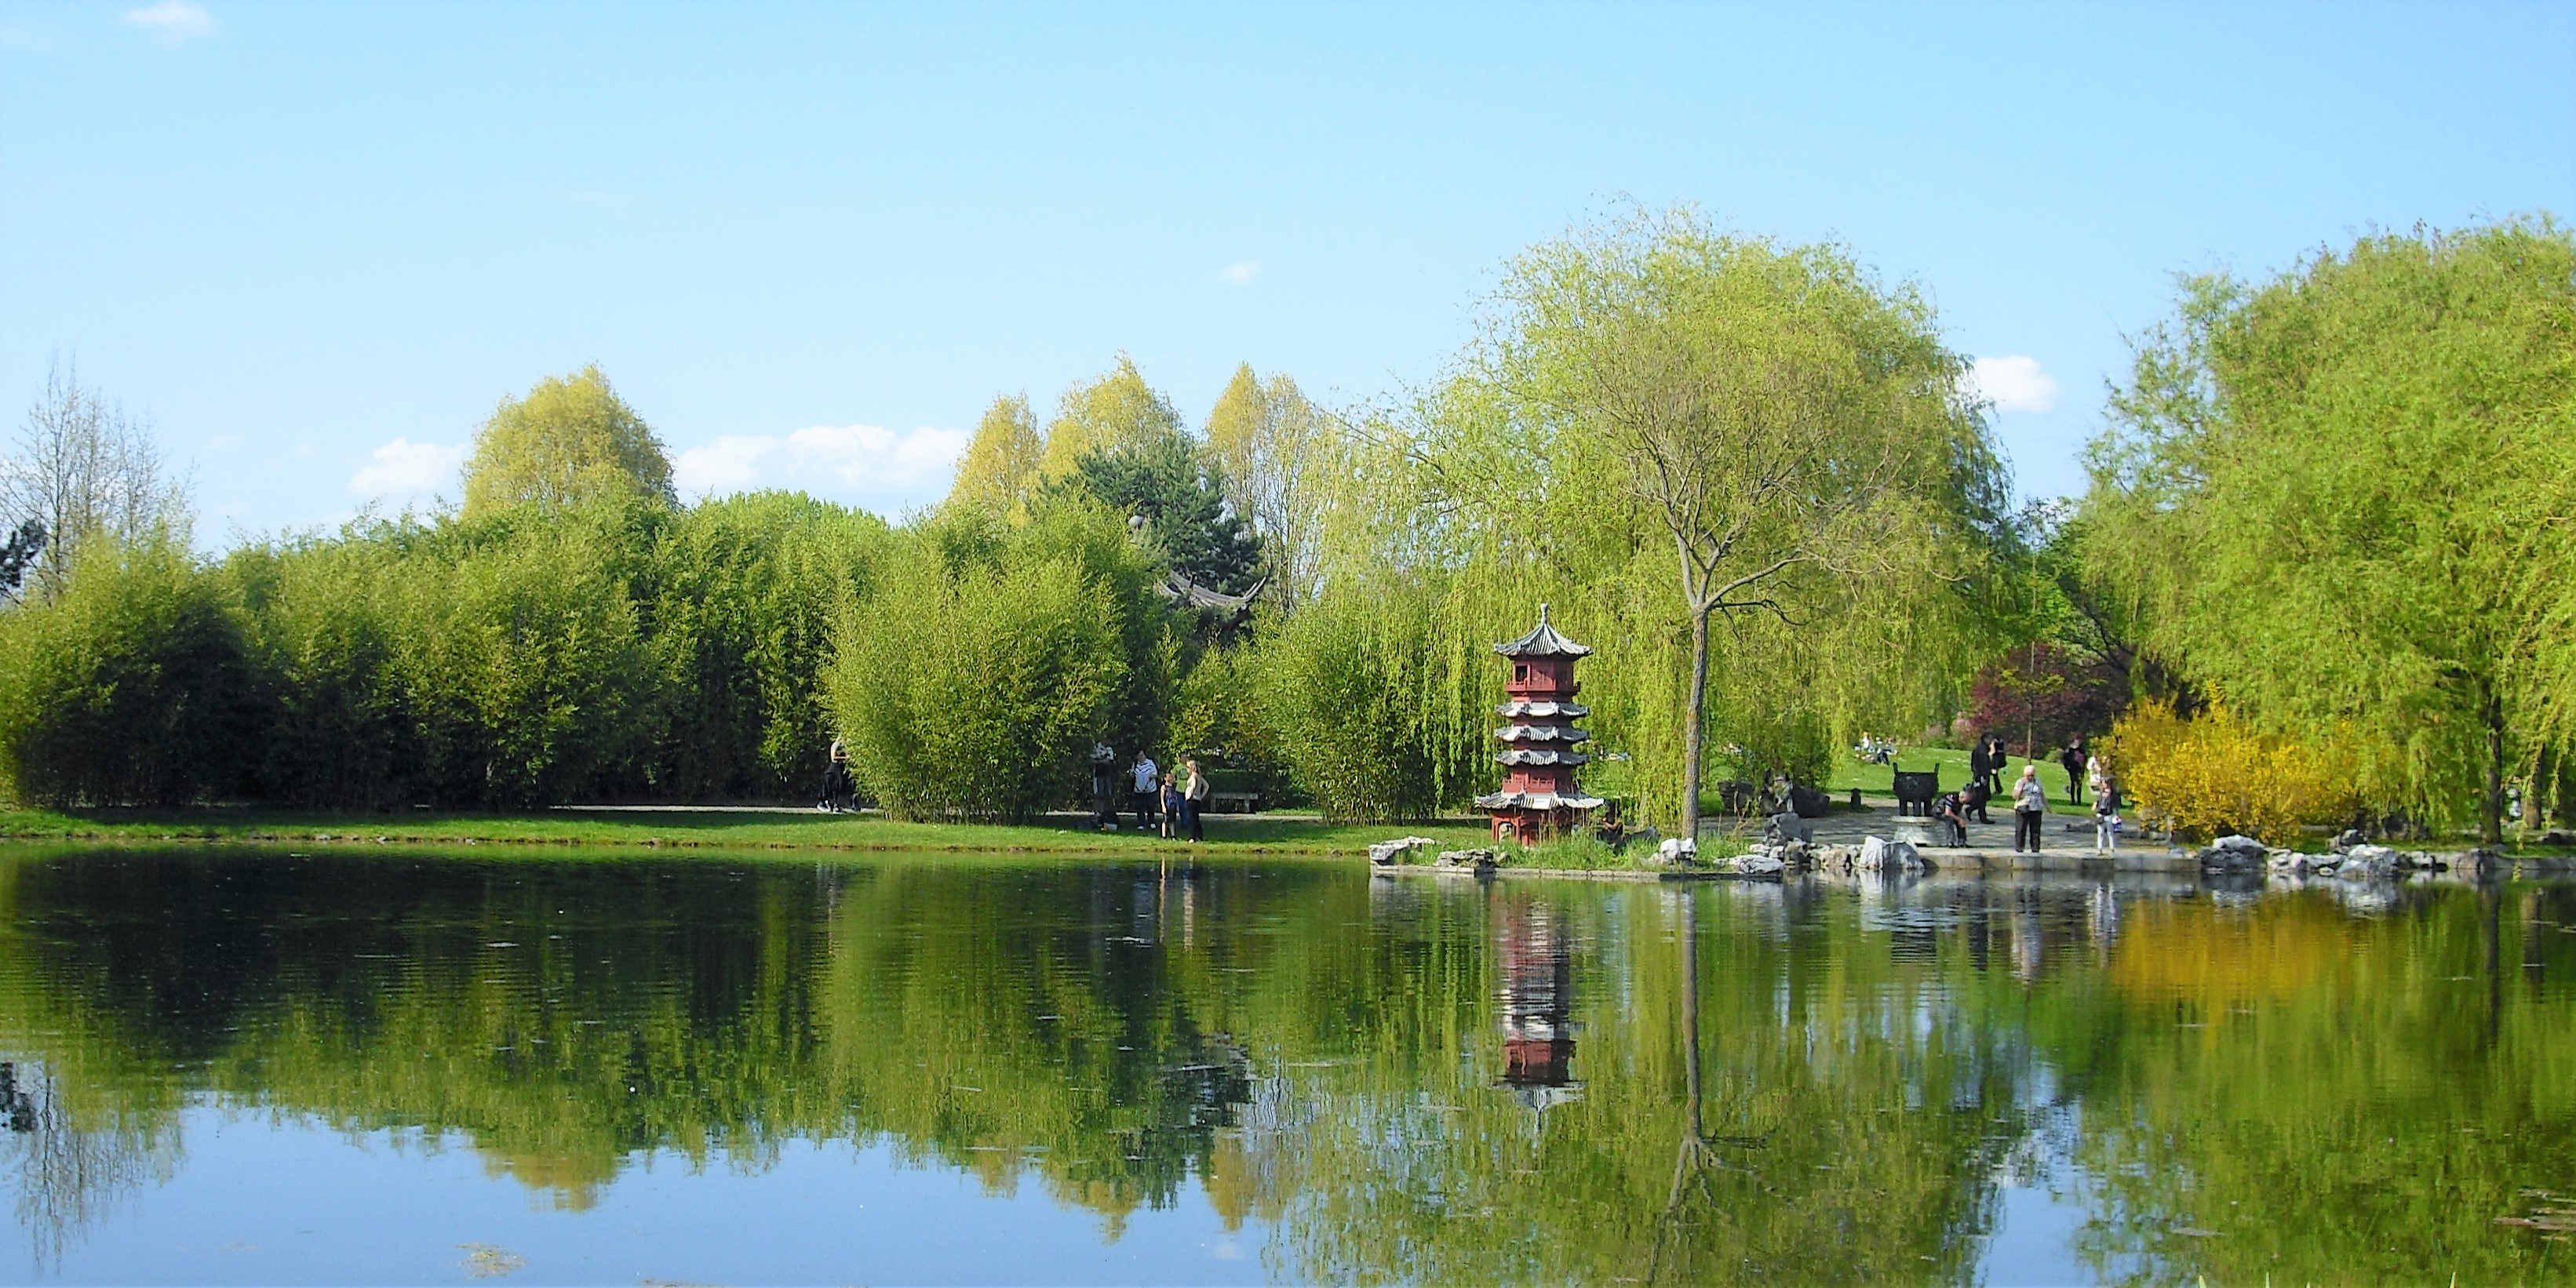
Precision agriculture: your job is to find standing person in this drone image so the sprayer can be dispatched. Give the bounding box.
[2059,737,2090,806]
[1986,736,2009,795]
[2086,750,2107,804]
[1182,758,1211,842]
[2013,762,2046,853]
[1090,744,1118,829]
[1968,737,1993,805]
[1130,749,1160,833]
[818,737,851,813]
[1159,773,1182,840]
[2093,769,2122,855]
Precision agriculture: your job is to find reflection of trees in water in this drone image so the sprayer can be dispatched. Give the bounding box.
[2,854,2574,1282]
[0,1060,177,1270]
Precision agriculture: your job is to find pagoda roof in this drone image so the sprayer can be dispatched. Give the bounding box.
[1494,604,1591,658]
[1494,725,1590,744]
[1496,700,1589,719]
[1496,748,1590,766]
[1474,789,1606,811]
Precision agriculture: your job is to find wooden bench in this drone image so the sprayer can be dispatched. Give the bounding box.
[1206,791,1265,815]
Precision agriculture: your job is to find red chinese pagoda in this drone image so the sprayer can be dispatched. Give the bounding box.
[1474,605,1605,843]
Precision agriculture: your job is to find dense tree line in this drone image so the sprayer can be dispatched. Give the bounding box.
[2,209,2568,833]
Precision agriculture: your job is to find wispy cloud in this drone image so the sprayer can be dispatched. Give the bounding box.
[673,423,971,509]
[1215,260,1261,286]
[122,0,214,43]
[1966,355,2059,415]
[348,438,467,500]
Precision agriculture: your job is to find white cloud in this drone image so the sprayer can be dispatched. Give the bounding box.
[1966,355,2060,415]
[673,423,971,508]
[1215,260,1261,286]
[348,438,467,500]
[122,1,214,42]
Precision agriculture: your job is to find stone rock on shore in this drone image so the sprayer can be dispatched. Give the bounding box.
[1434,848,1499,868]
[2337,844,2398,879]
[1369,836,1437,864]
[1855,835,1927,875]
[2198,835,2268,873]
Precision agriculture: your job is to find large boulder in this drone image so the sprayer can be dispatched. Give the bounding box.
[1369,836,1437,865]
[2198,835,2268,873]
[2337,844,2398,880]
[1855,835,1928,875]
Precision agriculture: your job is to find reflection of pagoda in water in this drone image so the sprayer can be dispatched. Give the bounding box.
[1495,899,1582,1111]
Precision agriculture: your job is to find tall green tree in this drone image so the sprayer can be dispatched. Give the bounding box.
[2084,218,2576,843]
[1413,208,2008,837]
[1037,355,1183,481]
[461,366,676,517]
[946,394,1042,514]
[1053,434,1265,599]
[1203,365,1336,609]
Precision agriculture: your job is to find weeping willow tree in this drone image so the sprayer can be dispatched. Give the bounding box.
[2083,219,2576,842]
[1308,209,2010,831]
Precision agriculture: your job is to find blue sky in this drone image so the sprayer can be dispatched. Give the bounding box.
[3,2,2570,541]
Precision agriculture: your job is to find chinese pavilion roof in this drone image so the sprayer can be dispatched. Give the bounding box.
[1497,748,1590,766]
[1493,604,1591,658]
[1496,700,1589,719]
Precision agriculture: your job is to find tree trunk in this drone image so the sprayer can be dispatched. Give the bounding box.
[2526,745,2551,831]
[1679,605,1713,848]
[2482,686,2505,847]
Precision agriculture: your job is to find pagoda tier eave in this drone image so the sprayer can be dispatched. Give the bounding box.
[1493,726,1591,743]
[1495,700,1589,719]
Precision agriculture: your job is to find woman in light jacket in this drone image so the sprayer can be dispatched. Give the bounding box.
[2013,763,2047,854]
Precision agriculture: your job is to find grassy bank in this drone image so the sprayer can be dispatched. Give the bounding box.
[0,805,1493,857]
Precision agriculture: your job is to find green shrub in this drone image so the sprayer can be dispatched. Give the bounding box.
[0,533,253,806]
[648,493,886,799]
[1257,587,1461,823]
[824,504,1165,821]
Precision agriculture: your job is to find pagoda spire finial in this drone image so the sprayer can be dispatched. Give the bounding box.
[1539,602,1550,626]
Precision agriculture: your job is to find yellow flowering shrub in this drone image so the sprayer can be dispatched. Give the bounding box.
[2103,701,2354,846]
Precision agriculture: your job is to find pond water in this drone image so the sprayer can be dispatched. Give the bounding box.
[0,849,2571,1285]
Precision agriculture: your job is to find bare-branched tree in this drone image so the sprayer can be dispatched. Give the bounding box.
[0,362,190,599]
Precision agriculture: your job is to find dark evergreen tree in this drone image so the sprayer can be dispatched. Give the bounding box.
[1055,435,1266,597]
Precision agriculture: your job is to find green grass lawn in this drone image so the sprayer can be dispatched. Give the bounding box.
[1823,745,2098,815]
[0,804,1493,857]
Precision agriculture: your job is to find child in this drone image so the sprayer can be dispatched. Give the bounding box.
[1159,773,1183,840]
[2093,773,2122,854]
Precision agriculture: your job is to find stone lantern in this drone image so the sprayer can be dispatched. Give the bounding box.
[1474,605,1605,844]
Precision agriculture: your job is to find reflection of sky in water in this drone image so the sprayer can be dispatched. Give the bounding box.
[0,853,2570,1284]
[54,1109,1269,1286]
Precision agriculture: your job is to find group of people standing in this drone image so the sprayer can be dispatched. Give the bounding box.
[1934,733,2122,854]
[1124,748,1211,842]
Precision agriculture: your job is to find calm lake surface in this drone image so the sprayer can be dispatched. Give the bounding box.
[0,849,2571,1285]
